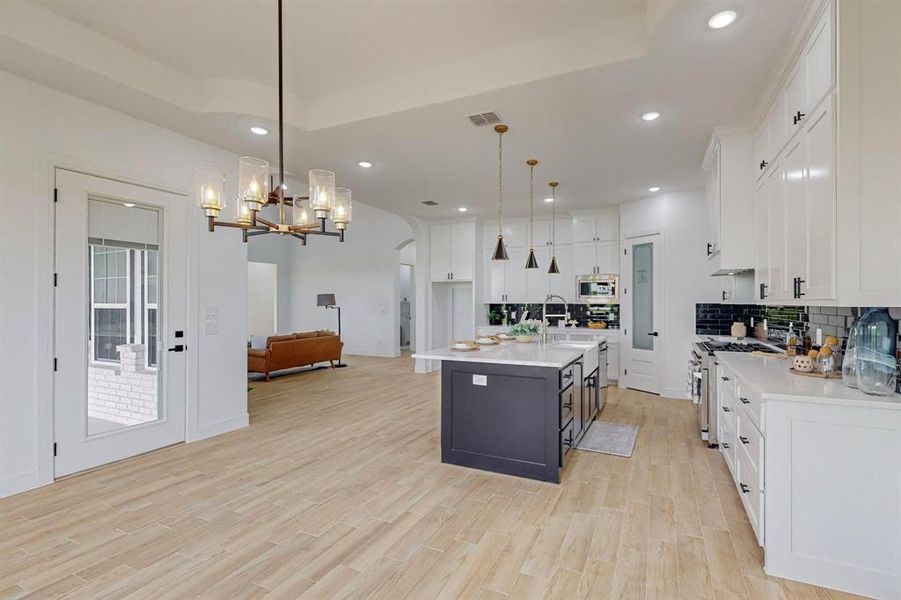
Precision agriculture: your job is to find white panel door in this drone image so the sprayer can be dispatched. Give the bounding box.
[504,249,528,302]
[783,138,807,299]
[801,97,835,300]
[596,241,619,275]
[768,158,789,301]
[430,224,452,281]
[573,242,597,275]
[451,222,474,281]
[621,234,661,394]
[571,215,597,243]
[54,169,187,477]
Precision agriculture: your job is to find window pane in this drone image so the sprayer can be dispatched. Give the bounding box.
[147,308,158,367]
[94,308,127,361]
[632,242,654,351]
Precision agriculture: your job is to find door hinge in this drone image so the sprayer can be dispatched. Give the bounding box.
[623,248,627,255]
[53,357,58,371]
[53,188,58,203]
[624,368,628,376]
[53,273,58,287]
[53,442,57,456]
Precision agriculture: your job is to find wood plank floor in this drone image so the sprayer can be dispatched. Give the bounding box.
[0,355,862,599]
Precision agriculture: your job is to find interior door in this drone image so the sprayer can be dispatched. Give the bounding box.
[622,234,661,394]
[54,169,187,477]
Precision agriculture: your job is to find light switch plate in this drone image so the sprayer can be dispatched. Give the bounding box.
[204,321,219,335]
[205,306,218,319]
[472,374,487,386]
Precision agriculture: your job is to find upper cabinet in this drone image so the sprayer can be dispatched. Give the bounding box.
[703,129,755,274]
[572,210,618,244]
[570,210,619,276]
[753,0,901,306]
[430,222,474,282]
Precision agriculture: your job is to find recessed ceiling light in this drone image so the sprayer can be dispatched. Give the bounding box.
[250,126,269,135]
[708,10,737,29]
[544,197,554,203]
[358,161,373,168]
[123,202,136,208]
[458,207,468,212]
[640,111,661,122]
[648,186,661,192]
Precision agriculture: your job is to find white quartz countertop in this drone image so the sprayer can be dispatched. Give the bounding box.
[413,341,594,368]
[716,352,901,411]
[479,325,620,337]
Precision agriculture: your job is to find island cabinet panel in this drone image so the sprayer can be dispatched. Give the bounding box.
[440,360,568,483]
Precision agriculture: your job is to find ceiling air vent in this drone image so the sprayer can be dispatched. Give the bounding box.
[467,112,501,126]
[421,200,439,206]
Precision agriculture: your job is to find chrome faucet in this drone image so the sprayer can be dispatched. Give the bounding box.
[542,294,569,344]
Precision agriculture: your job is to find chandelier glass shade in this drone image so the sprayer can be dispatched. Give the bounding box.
[194,0,349,245]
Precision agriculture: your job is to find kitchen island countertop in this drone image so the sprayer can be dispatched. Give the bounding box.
[413,341,589,369]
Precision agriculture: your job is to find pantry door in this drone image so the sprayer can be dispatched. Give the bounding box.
[53,169,188,477]
[621,233,662,394]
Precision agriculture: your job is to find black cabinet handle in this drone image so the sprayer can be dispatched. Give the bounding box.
[740,397,750,404]
[722,442,730,449]
[647,332,659,337]
[796,278,805,297]
[722,406,731,413]
[740,436,750,445]
[707,242,713,256]
[796,110,805,123]
[759,160,768,170]
[740,483,750,494]
[721,376,729,381]
[722,290,728,301]
[759,282,768,300]
[563,371,573,380]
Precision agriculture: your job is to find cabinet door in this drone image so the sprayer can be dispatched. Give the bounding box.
[502,222,529,249]
[769,92,788,159]
[706,144,721,254]
[530,220,552,248]
[595,213,619,242]
[548,245,574,300]
[504,248,528,302]
[607,343,619,381]
[768,158,789,301]
[755,177,771,301]
[801,97,835,300]
[805,8,833,117]
[783,138,807,298]
[784,61,807,140]
[430,224,453,281]
[485,252,506,303]
[572,242,597,275]
[572,215,597,243]
[526,248,549,302]
[596,242,619,275]
[754,121,770,181]
[451,222,475,280]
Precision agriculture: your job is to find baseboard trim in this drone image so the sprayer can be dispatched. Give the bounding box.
[187,413,249,443]
[0,470,52,499]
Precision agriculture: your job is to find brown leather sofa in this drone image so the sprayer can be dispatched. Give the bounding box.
[247,331,343,380]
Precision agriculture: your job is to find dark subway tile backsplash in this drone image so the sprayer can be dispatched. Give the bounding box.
[487,303,620,329]
[695,303,765,336]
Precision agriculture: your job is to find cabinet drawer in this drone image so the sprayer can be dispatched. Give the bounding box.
[718,366,737,399]
[559,362,577,390]
[735,380,764,433]
[719,381,737,433]
[560,418,574,467]
[737,448,764,546]
[736,411,764,487]
[719,417,737,479]
[560,384,575,428]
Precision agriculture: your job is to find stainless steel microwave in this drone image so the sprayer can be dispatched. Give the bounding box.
[577,274,618,303]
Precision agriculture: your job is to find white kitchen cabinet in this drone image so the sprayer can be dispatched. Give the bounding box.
[546,245,573,300]
[754,174,771,302]
[784,7,833,143]
[430,222,474,282]
[605,339,619,381]
[482,221,529,250]
[485,255,506,303]
[571,210,618,244]
[703,129,755,273]
[716,273,755,304]
[572,240,618,276]
[767,156,790,302]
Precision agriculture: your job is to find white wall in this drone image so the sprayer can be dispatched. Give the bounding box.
[0,71,249,497]
[275,201,412,357]
[247,262,278,337]
[620,191,720,398]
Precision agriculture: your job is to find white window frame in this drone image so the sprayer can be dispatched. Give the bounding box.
[89,245,131,365]
[143,250,159,370]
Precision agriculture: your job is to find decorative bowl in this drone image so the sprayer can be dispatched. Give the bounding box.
[793,355,814,373]
[515,335,535,343]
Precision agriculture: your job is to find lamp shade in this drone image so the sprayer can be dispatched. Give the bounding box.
[309,169,335,217]
[194,167,226,217]
[317,293,336,307]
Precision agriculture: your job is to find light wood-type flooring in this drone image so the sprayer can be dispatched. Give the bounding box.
[0,355,862,599]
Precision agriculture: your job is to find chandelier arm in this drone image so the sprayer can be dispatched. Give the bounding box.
[246,230,272,238]
[255,214,278,229]
[211,220,268,231]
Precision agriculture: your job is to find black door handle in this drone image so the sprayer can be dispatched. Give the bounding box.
[706,242,713,256]
[647,332,659,336]
[759,282,768,300]
[740,483,750,494]
[167,344,186,352]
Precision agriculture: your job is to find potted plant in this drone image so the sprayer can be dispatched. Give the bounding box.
[509,319,542,343]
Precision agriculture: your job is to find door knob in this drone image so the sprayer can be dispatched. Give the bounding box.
[167,344,186,352]
[647,332,659,337]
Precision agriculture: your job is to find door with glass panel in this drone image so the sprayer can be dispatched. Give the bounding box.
[622,234,661,394]
[53,170,187,477]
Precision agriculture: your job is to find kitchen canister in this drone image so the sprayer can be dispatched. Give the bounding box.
[730,322,747,338]
[855,307,898,396]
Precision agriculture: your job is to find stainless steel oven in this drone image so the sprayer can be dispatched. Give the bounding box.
[691,346,716,446]
[577,274,618,303]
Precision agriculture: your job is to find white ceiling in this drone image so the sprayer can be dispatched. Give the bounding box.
[1,0,806,220]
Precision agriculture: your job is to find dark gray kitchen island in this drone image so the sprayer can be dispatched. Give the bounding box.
[413,341,602,483]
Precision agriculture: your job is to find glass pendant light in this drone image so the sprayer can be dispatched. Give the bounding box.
[525,159,539,269]
[548,181,560,274]
[333,187,352,230]
[491,124,510,261]
[195,167,226,221]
